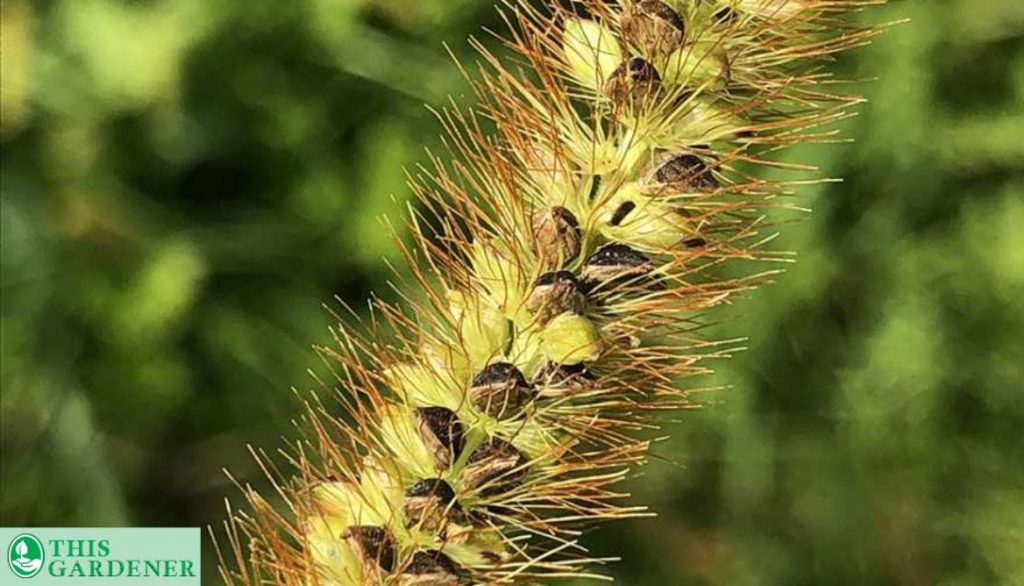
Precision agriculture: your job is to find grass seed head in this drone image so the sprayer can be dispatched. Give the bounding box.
[214,1,889,583]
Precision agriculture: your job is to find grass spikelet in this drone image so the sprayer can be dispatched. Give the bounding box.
[215,1,889,583]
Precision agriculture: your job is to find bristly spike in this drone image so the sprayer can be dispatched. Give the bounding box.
[216,1,889,583]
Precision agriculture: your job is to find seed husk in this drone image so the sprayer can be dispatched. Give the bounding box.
[531,206,582,268]
[469,362,537,419]
[414,407,465,472]
[533,360,592,383]
[650,153,720,193]
[621,0,686,59]
[533,361,597,395]
[604,57,662,110]
[462,437,529,496]
[526,270,585,325]
[341,525,396,575]
[403,478,460,532]
[398,550,462,586]
[581,242,657,291]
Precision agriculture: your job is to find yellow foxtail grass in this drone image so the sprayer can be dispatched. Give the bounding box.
[213,1,888,583]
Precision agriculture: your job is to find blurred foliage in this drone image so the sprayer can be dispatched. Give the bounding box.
[1,0,1022,584]
[1,0,494,542]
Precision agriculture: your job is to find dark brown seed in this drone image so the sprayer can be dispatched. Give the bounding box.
[414,407,465,472]
[604,57,662,110]
[407,478,457,502]
[585,243,651,268]
[480,551,504,564]
[462,437,529,496]
[684,237,707,248]
[714,6,738,24]
[526,270,585,325]
[531,206,582,268]
[651,153,720,193]
[399,550,462,586]
[341,525,396,574]
[608,200,637,226]
[403,479,460,532]
[469,363,537,419]
[621,0,686,58]
[581,242,655,291]
[533,361,597,394]
[587,174,603,201]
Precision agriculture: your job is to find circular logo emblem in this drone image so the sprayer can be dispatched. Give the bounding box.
[7,534,44,578]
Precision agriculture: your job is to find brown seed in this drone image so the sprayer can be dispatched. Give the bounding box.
[403,478,460,532]
[714,6,738,24]
[469,363,537,419]
[531,206,581,268]
[621,0,686,59]
[398,550,462,586]
[533,361,597,395]
[581,242,656,291]
[479,550,504,564]
[341,525,396,575]
[414,407,465,472]
[650,153,720,193]
[604,57,662,110]
[462,437,529,496]
[608,200,637,226]
[526,270,585,325]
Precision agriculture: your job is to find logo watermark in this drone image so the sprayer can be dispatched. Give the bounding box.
[8,533,45,578]
[1,529,199,584]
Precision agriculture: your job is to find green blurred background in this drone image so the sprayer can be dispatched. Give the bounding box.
[2,0,1022,583]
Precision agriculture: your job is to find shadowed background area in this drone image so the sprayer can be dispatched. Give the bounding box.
[2,0,1022,583]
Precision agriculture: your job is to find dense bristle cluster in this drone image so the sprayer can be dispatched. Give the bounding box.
[214,1,885,583]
